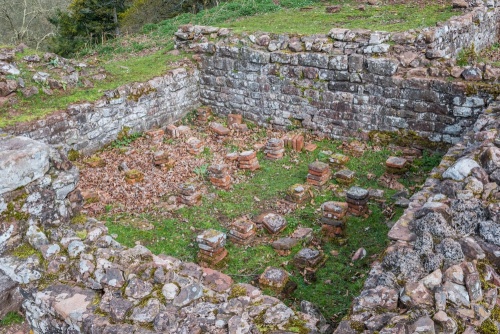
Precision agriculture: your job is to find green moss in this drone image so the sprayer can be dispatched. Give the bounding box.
[11,243,38,259]
[127,86,157,102]
[229,285,247,299]
[350,321,366,332]
[37,272,60,290]
[285,318,309,334]
[491,306,500,322]
[76,230,88,240]
[369,130,450,152]
[465,82,500,99]
[67,149,81,162]
[71,214,87,225]
[478,319,499,334]
[1,192,29,221]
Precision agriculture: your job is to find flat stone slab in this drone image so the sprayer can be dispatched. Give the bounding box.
[346,186,369,200]
[386,156,407,168]
[0,136,50,195]
[196,229,226,248]
[272,237,299,250]
[442,157,480,181]
[261,213,287,234]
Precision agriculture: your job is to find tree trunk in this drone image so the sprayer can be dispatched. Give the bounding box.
[113,4,120,36]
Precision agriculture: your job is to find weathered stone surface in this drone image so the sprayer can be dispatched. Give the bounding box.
[421,269,443,290]
[0,271,22,319]
[352,286,398,312]
[129,298,161,323]
[0,137,50,195]
[442,158,480,181]
[410,316,435,334]
[400,282,434,308]
[443,281,470,307]
[202,267,233,293]
[125,277,153,299]
[479,221,500,246]
[173,283,203,307]
[436,238,464,266]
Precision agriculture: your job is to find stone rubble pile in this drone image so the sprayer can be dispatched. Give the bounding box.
[346,186,369,217]
[228,217,256,245]
[307,161,331,188]
[208,164,231,190]
[0,46,107,106]
[238,150,260,171]
[264,138,285,160]
[178,183,202,206]
[196,229,228,267]
[334,102,500,334]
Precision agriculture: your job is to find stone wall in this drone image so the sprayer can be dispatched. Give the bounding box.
[2,67,200,154]
[174,0,500,144]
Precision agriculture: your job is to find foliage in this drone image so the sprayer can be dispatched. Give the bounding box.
[0,312,24,327]
[0,0,68,50]
[111,128,143,148]
[457,43,478,66]
[49,0,127,56]
[120,0,221,33]
[193,163,209,179]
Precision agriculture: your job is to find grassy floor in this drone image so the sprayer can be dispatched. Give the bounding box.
[103,134,442,322]
[0,46,187,127]
[220,2,455,34]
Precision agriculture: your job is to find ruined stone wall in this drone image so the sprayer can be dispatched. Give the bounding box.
[2,67,200,154]
[0,135,321,333]
[175,0,500,144]
[332,100,500,334]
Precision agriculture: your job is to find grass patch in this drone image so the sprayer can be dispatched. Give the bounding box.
[0,46,187,128]
[220,2,455,34]
[104,135,440,322]
[0,312,24,327]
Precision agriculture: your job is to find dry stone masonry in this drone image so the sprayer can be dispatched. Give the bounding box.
[1,1,500,332]
[3,67,199,155]
[175,0,500,144]
[335,101,500,334]
[0,135,322,333]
